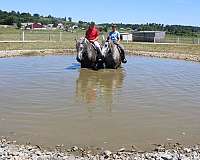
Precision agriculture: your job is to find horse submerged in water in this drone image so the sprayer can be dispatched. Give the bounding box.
[76,37,104,70]
[102,40,122,69]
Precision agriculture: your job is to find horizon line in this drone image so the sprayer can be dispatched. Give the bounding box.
[1,9,200,28]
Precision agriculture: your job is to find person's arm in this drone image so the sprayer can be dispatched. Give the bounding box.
[106,32,110,42]
[85,29,88,39]
[90,36,99,42]
[117,32,120,43]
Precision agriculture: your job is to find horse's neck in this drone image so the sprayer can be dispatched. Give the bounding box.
[83,40,96,59]
[110,43,118,53]
[110,42,120,60]
[87,41,96,53]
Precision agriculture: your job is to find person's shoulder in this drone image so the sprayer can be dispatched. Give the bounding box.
[109,31,113,35]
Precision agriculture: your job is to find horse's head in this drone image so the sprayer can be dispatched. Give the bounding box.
[102,41,111,57]
[102,41,118,56]
[76,37,88,62]
[76,38,100,69]
[102,41,121,69]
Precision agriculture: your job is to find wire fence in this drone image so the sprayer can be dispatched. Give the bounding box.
[1,31,199,44]
[125,35,200,44]
[0,31,85,42]
[0,31,200,51]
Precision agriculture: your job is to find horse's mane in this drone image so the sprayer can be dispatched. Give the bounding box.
[110,41,118,53]
[77,37,97,58]
[79,37,90,45]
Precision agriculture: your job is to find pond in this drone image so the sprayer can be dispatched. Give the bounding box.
[0,55,200,151]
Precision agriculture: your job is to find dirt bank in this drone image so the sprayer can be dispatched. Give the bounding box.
[0,49,200,63]
[1,138,200,160]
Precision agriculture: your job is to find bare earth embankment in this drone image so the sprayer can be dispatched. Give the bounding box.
[0,42,200,63]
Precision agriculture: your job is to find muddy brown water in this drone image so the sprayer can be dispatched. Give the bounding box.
[0,55,200,151]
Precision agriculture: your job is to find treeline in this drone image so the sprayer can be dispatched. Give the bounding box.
[0,10,72,27]
[1,10,200,37]
[100,23,200,37]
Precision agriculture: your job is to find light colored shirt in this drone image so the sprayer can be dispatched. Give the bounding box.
[100,32,105,43]
[109,31,120,42]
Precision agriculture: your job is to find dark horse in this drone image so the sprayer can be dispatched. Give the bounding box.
[102,41,122,69]
[76,37,103,70]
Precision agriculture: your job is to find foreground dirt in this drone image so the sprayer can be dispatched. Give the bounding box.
[1,138,200,160]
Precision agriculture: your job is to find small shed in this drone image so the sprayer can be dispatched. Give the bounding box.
[120,33,133,42]
[132,31,165,42]
[25,23,44,30]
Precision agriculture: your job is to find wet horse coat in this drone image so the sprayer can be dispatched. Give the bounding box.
[76,38,103,69]
[102,41,122,69]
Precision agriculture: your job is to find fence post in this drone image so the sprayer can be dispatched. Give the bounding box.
[177,37,180,44]
[193,38,195,44]
[154,37,156,43]
[48,31,51,41]
[59,31,62,42]
[198,38,200,45]
[22,31,25,42]
[19,31,21,41]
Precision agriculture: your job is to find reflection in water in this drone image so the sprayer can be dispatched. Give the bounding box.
[76,69,125,107]
[1,56,200,150]
[65,63,81,70]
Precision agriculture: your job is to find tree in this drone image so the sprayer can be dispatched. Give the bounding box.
[11,11,17,16]
[47,15,52,18]
[5,16,14,25]
[68,17,72,22]
[21,12,31,17]
[103,26,108,32]
[17,21,22,29]
[33,13,40,17]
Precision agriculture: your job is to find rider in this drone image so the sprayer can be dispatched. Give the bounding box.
[107,24,127,63]
[85,22,103,62]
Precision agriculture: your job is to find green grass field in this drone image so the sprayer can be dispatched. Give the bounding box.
[0,28,200,55]
[0,28,84,42]
[165,34,200,44]
[123,43,200,55]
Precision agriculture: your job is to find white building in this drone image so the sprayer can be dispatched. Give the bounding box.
[21,23,33,29]
[57,23,64,29]
[120,33,133,42]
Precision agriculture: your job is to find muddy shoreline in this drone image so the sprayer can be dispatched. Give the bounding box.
[1,138,200,160]
[0,49,200,63]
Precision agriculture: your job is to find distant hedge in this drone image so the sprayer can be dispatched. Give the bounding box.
[1,10,200,37]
